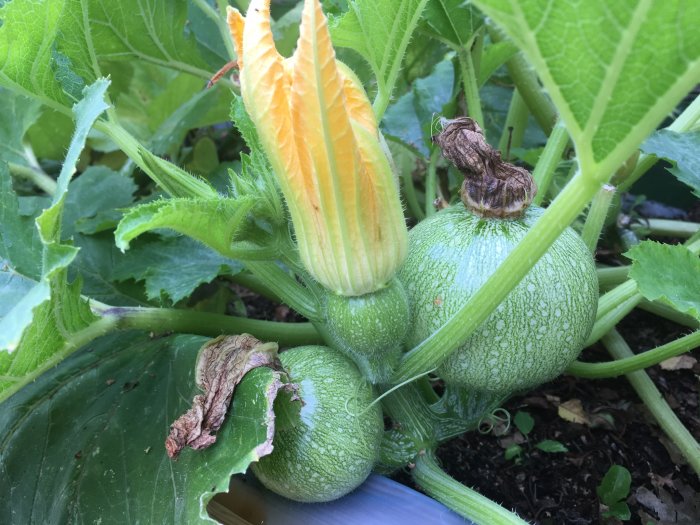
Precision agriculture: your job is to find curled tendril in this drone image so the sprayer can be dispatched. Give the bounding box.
[477,407,512,435]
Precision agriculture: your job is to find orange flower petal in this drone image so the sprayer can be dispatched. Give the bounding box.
[226,6,245,68]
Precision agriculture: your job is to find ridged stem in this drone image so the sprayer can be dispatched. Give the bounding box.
[602,329,700,475]
[631,219,700,238]
[8,162,57,195]
[489,29,556,135]
[243,261,320,321]
[568,330,700,378]
[425,149,440,217]
[498,89,528,155]
[531,120,569,205]
[585,280,641,347]
[457,45,484,128]
[597,266,629,289]
[413,451,530,525]
[581,184,616,252]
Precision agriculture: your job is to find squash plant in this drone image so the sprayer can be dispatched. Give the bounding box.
[1,0,699,524]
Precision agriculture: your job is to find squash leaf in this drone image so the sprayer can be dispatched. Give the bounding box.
[0,332,284,524]
[471,0,700,178]
[627,241,700,321]
[330,0,430,116]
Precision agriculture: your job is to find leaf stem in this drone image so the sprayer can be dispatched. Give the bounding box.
[631,219,700,238]
[498,89,528,155]
[585,280,641,347]
[489,28,556,135]
[425,149,440,217]
[597,266,629,289]
[602,329,700,476]
[103,306,322,346]
[394,171,601,382]
[413,450,530,525]
[568,329,700,378]
[8,162,57,195]
[531,120,569,205]
[242,261,320,321]
[457,45,484,128]
[581,184,615,252]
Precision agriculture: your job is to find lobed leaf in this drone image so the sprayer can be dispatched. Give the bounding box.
[330,0,429,116]
[112,236,243,304]
[627,241,700,320]
[0,333,282,524]
[421,0,483,49]
[471,0,700,177]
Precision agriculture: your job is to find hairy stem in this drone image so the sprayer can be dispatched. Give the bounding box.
[531,121,569,205]
[581,184,615,252]
[602,329,700,475]
[498,89,528,156]
[413,451,530,525]
[568,329,700,378]
[425,149,440,217]
[8,162,57,195]
[457,45,484,128]
[631,219,700,238]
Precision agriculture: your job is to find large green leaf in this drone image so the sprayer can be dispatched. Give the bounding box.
[330,0,430,116]
[0,80,109,355]
[0,89,43,166]
[421,0,483,49]
[0,0,209,108]
[0,332,283,524]
[471,0,700,177]
[115,196,258,256]
[627,241,700,321]
[113,236,243,303]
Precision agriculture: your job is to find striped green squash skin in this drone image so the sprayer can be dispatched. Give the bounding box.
[398,205,598,395]
[251,346,383,502]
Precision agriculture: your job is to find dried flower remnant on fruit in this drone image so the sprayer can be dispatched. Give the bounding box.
[433,117,537,218]
[166,334,299,459]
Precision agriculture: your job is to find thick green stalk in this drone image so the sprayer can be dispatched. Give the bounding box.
[597,266,629,289]
[243,260,320,321]
[531,121,569,205]
[394,172,601,382]
[568,330,700,378]
[498,89,528,155]
[413,451,529,525]
[106,306,323,345]
[631,219,700,238]
[382,383,439,447]
[489,29,556,135]
[602,329,700,475]
[8,162,57,195]
[585,280,641,346]
[618,95,700,192]
[96,120,217,199]
[581,184,616,252]
[0,316,118,403]
[425,149,440,217]
[638,300,700,329]
[457,46,485,128]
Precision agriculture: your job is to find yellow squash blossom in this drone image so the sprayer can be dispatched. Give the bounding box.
[227,0,407,296]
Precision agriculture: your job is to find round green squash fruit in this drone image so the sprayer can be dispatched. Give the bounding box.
[251,345,383,502]
[398,205,598,395]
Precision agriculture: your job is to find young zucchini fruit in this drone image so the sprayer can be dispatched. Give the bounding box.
[398,118,598,396]
[323,278,410,383]
[252,345,383,502]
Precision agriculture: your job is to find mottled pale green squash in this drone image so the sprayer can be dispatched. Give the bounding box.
[251,346,383,502]
[398,205,598,395]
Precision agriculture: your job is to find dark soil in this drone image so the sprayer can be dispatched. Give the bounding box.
[392,309,700,524]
